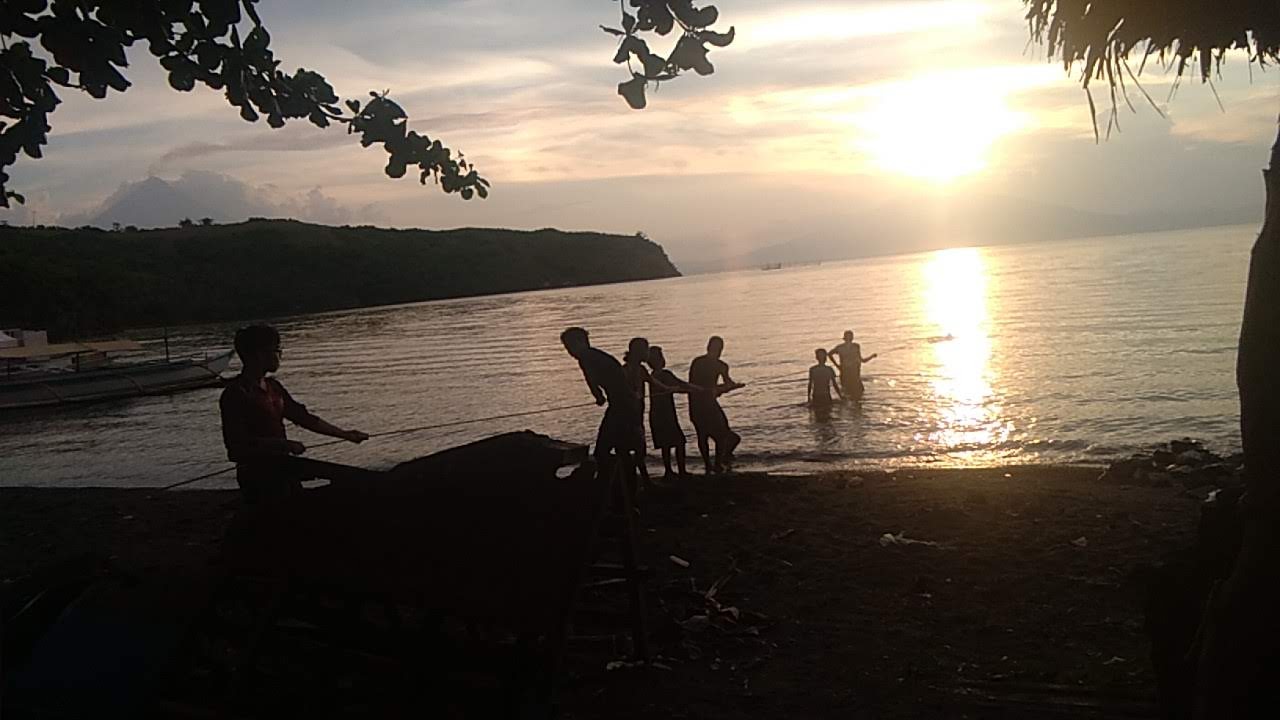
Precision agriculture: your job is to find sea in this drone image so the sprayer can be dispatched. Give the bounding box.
[0,224,1254,488]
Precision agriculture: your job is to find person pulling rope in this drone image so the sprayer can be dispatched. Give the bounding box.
[162,400,601,491]
[161,394,599,489]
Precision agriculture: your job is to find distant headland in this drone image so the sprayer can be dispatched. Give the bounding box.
[0,219,681,339]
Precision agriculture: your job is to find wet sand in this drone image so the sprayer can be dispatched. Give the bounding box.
[0,466,1198,718]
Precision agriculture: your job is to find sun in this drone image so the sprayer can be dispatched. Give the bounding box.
[855,72,1030,184]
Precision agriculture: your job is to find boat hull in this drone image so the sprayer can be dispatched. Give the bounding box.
[0,351,232,410]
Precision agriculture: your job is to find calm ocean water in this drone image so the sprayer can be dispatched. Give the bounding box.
[0,225,1254,488]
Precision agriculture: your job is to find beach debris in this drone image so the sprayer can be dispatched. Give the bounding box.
[770,528,797,541]
[844,475,866,489]
[606,659,673,672]
[879,532,941,548]
[681,639,704,660]
[1176,449,1212,466]
[1183,486,1219,503]
[1071,537,1089,548]
[705,564,738,602]
[1099,439,1242,492]
[679,614,712,633]
[584,578,629,590]
[654,560,771,675]
[669,555,691,568]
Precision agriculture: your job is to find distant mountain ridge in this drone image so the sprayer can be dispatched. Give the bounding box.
[676,192,1260,273]
[0,220,680,338]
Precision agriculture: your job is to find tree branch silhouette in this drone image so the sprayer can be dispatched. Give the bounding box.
[602,0,735,110]
[0,0,494,208]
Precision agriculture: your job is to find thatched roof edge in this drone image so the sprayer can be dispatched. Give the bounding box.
[1024,1,1280,138]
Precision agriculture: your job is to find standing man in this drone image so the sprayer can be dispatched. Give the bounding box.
[688,336,745,474]
[829,330,878,401]
[219,325,371,504]
[561,326,642,464]
[807,348,843,408]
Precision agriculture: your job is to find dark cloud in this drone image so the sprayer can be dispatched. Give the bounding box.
[148,129,352,174]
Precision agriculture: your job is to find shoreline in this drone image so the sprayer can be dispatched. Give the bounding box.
[0,448,1120,491]
[2,465,1201,717]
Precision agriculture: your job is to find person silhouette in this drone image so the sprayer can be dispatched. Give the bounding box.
[645,345,696,479]
[561,327,642,466]
[808,348,843,409]
[622,337,652,485]
[219,325,371,504]
[829,330,878,401]
[688,336,745,474]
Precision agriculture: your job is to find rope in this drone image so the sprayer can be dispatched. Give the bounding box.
[358,401,600,440]
[741,335,957,390]
[153,336,963,492]
[753,375,806,387]
[159,465,237,490]
[750,369,807,386]
[160,401,599,491]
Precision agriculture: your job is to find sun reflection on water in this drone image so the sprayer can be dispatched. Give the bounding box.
[919,247,1007,460]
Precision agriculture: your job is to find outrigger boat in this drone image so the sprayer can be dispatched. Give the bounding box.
[0,329,232,410]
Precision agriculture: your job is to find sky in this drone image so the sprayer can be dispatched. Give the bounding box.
[2,0,1277,268]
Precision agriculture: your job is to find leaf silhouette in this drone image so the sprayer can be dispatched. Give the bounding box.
[618,75,648,109]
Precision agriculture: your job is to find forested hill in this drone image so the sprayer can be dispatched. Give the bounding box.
[0,220,681,339]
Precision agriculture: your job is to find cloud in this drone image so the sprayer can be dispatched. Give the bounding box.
[148,127,352,174]
[57,171,375,229]
[2,0,1275,263]
[272,186,366,226]
[731,0,993,51]
[1169,85,1280,144]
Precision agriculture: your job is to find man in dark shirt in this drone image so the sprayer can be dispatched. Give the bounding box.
[688,336,744,474]
[220,325,371,503]
[561,326,641,462]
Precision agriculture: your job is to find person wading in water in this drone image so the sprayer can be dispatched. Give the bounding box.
[829,330,878,401]
[645,345,697,479]
[561,327,642,470]
[688,336,745,474]
[219,325,371,504]
[808,348,843,409]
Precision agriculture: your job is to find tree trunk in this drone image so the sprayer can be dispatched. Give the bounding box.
[1193,123,1280,719]
[1239,127,1280,515]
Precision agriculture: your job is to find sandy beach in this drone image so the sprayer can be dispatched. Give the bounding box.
[0,465,1200,718]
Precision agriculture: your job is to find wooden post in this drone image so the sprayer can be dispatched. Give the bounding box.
[614,455,650,660]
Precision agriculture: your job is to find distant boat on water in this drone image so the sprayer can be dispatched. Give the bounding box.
[0,329,231,410]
